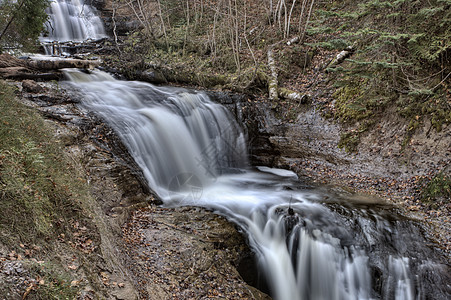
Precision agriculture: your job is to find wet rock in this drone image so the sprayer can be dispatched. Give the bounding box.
[22,80,43,93]
[122,206,271,299]
[138,69,167,84]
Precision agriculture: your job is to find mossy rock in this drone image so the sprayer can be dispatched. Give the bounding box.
[333,83,372,123]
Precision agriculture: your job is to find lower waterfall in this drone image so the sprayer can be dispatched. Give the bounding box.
[63,69,449,300]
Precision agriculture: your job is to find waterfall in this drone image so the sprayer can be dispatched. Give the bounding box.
[40,0,106,54]
[64,69,248,199]
[63,69,449,300]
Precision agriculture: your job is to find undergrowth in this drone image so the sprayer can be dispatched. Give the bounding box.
[0,81,91,247]
[0,80,96,297]
[315,0,451,152]
[420,171,451,208]
[27,261,79,299]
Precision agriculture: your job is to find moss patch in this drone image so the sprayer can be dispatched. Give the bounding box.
[333,83,371,123]
[420,172,451,208]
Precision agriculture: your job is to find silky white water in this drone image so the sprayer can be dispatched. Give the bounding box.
[63,69,449,300]
[40,0,106,54]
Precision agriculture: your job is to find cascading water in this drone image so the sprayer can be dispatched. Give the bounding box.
[63,69,450,300]
[40,0,106,54]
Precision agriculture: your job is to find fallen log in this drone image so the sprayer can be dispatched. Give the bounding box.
[26,57,101,70]
[0,53,28,68]
[0,66,61,80]
[324,45,355,71]
[0,53,100,70]
[266,48,309,104]
[278,87,309,103]
[0,66,29,77]
[287,36,300,46]
[0,53,98,80]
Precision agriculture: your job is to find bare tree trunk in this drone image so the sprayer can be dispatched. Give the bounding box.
[297,0,308,35]
[137,0,154,38]
[265,0,274,25]
[183,0,190,54]
[200,0,204,24]
[156,0,168,49]
[227,0,240,73]
[277,0,283,30]
[126,0,148,37]
[287,0,297,38]
[111,0,122,54]
[234,0,241,73]
[242,0,257,76]
[268,47,278,101]
[301,0,315,43]
[211,7,219,59]
[283,0,288,38]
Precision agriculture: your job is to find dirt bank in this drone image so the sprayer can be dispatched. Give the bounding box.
[241,92,450,256]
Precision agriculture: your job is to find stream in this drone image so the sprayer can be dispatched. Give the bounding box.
[41,1,449,299]
[62,69,449,300]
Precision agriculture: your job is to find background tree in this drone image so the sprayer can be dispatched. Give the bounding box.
[0,0,49,52]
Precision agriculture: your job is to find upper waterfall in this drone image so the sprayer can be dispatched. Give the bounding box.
[41,0,106,43]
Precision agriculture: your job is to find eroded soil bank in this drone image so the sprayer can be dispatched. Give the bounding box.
[240,97,450,256]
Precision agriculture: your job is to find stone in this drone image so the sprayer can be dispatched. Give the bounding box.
[22,80,44,93]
